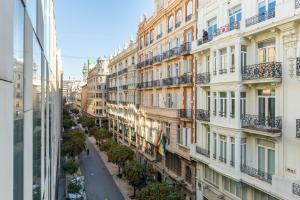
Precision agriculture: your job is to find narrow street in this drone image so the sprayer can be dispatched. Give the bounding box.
[79,137,124,200]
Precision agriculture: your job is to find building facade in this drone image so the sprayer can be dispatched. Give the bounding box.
[107,41,139,149]
[0,0,63,200]
[135,0,197,199]
[192,0,300,199]
[86,57,109,127]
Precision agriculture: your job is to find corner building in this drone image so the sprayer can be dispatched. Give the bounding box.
[0,0,63,200]
[191,0,300,199]
[137,0,197,199]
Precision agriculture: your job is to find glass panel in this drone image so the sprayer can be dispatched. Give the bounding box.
[33,36,42,200]
[259,97,266,125]
[259,48,266,63]
[230,180,235,194]
[268,97,275,118]
[258,146,265,173]
[268,149,275,175]
[13,0,24,199]
[268,47,275,62]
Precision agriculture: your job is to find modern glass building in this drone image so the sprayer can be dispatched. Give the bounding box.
[0,0,63,200]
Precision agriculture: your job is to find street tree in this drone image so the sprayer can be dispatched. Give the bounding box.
[100,139,117,152]
[79,116,95,129]
[62,131,85,158]
[63,159,79,175]
[107,144,134,176]
[123,161,147,197]
[138,182,183,200]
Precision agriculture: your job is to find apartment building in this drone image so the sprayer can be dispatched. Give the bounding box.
[191,0,300,199]
[86,57,109,127]
[135,0,197,198]
[0,0,63,200]
[107,41,139,147]
[81,83,88,115]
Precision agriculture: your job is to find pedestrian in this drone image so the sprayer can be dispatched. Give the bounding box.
[86,148,90,156]
[202,29,208,42]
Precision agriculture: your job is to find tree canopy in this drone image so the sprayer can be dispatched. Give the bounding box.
[62,130,85,158]
[79,116,95,128]
[138,182,183,200]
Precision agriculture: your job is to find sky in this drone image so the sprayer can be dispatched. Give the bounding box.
[55,0,154,80]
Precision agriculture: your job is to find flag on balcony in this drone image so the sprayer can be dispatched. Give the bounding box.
[156,128,166,156]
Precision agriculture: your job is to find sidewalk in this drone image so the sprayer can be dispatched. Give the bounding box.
[88,136,134,200]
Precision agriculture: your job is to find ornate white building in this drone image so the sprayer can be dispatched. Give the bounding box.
[191,0,300,199]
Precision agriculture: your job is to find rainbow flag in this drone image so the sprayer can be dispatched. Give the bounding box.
[156,128,167,156]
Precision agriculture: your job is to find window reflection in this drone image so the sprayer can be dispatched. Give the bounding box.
[13,0,24,199]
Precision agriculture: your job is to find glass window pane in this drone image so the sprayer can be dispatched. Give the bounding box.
[258,147,265,172]
[268,149,275,175]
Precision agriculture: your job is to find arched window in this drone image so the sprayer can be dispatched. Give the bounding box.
[176,10,182,25]
[185,166,192,183]
[186,1,193,20]
[168,16,174,32]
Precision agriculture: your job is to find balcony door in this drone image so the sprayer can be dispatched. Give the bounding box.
[258,89,275,127]
[258,39,275,63]
[257,139,275,178]
[229,5,242,30]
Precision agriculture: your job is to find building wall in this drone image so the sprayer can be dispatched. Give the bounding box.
[0,0,62,200]
[192,0,300,199]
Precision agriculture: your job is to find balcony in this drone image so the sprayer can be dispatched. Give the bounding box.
[297,57,300,76]
[181,42,191,55]
[121,85,128,90]
[186,14,192,22]
[196,146,210,158]
[245,10,275,27]
[168,47,181,59]
[214,21,240,37]
[137,61,145,69]
[293,183,300,196]
[179,74,193,85]
[162,77,180,86]
[175,21,181,29]
[219,68,227,75]
[296,119,300,138]
[179,109,192,119]
[153,55,162,64]
[144,58,153,68]
[157,33,162,40]
[196,72,210,85]
[241,114,282,135]
[241,62,282,83]
[108,86,117,91]
[219,156,227,163]
[108,72,117,78]
[197,36,213,46]
[241,164,272,184]
[168,27,173,33]
[196,109,210,122]
[118,68,128,75]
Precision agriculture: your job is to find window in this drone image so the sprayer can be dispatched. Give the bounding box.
[168,16,174,33]
[213,51,217,75]
[220,48,227,74]
[231,137,235,166]
[258,0,276,22]
[241,138,247,166]
[207,91,211,112]
[257,139,275,177]
[229,5,242,30]
[257,89,275,126]
[219,92,227,117]
[186,1,193,21]
[178,127,191,147]
[213,133,217,159]
[204,166,219,186]
[213,92,217,116]
[258,39,276,63]
[223,177,242,198]
[230,46,235,72]
[240,92,246,117]
[185,166,192,183]
[176,10,182,27]
[207,18,217,39]
[219,135,227,163]
[230,92,235,118]
[165,123,171,145]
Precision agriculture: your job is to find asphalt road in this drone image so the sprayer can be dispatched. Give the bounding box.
[79,137,124,200]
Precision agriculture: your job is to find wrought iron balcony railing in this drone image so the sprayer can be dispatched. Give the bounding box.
[108,86,117,91]
[241,62,282,81]
[241,114,282,133]
[240,164,272,184]
[168,27,173,33]
[144,58,153,67]
[186,14,192,22]
[153,55,162,64]
[293,183,300,196]
[157,33,162,40]
[296,119,300,138]
[297,57,300,76]
[179,109,192,118]
[230,160,235,167]
[137,61,145,69]
[219,156,227,163]
[179,74,193,84]
[246,10,275,27]
[196,109,210,122]
[108,72,117,78]
[168,47,181,58]
[196,146,210,158]
[181,42,191,55]
[196,72,210,85]
[219,68,227,75]
[162,77,180,86]
[175,21,181,29]
[197,36,213,46]
[121,85,128,90]
[118,68,128,75]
